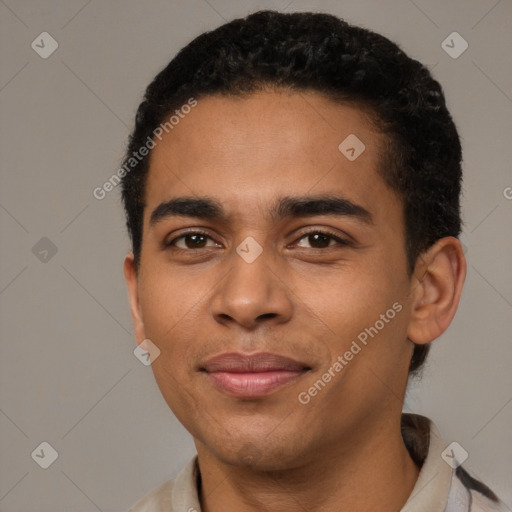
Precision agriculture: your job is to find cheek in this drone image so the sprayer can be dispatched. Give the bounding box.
[298,267,392,324]
[140,266,205,328]
[293,260,409,361]
[137,270,206,370]
[138,273,203,413]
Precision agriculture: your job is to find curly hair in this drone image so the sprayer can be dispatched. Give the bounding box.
[120,10,463,375]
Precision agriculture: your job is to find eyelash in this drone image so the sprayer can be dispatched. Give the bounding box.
[165,228,351,251]
[165,229,214,250]
[295,228,351,248]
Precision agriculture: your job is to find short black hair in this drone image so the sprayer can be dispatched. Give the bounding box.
[120,10,463,375]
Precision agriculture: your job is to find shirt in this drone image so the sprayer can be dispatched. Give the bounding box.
[129,413,510,511]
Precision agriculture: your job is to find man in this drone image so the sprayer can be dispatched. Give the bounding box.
[121,10,509,512]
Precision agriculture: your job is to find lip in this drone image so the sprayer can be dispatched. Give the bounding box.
[201,352,311,398]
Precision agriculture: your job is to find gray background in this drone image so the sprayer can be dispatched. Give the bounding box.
[0,0,511,510]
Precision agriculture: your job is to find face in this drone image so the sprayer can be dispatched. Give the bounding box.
[125,91,418,470]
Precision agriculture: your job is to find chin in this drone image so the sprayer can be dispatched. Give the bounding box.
[213,438,308,473]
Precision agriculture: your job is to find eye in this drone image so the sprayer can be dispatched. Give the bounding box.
[166,231,220,250]
[295,230,350,249]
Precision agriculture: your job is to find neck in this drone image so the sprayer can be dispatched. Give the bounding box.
[196,415,420,512]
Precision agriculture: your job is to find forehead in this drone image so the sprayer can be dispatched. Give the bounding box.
[144,91,398,225]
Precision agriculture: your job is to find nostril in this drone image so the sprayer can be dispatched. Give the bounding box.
[218,313,232,322]
[257,313,278,321]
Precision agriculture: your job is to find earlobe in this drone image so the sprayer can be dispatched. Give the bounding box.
[407,237,466,345]
[123,253,147,343]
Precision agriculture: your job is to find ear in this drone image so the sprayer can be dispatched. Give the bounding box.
[407,237,466,345]
[123,252,146,344]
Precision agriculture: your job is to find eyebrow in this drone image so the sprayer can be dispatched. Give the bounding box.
[149,194,373,226]
[274,195,372,224]
[150,197,224,225]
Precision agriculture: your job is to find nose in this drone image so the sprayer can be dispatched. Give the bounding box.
[210,246,294,330]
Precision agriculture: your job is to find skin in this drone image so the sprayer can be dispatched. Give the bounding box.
[124,90,466,511]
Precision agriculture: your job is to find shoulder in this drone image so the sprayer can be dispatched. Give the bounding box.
[449,465,510,512]
[128,457,201,512]
[128,478,174,512]
[471,490,511,512]
[400,414,509,512]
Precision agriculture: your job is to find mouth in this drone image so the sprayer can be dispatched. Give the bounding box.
[200,352,311,398]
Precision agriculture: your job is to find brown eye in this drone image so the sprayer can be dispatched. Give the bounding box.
[306,233,332,248]
[183,234,208,248]
[296,231,348,249]
[168,232,220,250]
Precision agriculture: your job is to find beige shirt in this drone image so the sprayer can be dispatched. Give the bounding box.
[129,414,509,512]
